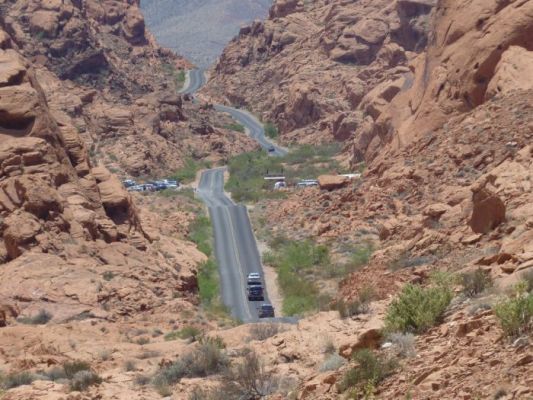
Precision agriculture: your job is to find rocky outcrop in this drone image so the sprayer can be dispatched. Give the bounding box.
[204,0,435,145]
[357,0,533,163]
[0,0,252,177]
[317,175,349,191]
[469,183,506,234]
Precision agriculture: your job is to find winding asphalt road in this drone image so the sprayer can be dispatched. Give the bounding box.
[197,169,269,322]
[182,69,287,156]
[182,69,289,322]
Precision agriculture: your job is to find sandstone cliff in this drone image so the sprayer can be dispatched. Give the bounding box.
[203,0,436,145]
[1,0,256,177]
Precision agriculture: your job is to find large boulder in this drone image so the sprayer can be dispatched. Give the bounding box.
[486,46,533,101]
[318,175,349,191]
[469,184,506,234]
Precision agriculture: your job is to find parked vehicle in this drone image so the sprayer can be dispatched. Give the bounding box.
[247,285,264,301]
[296,179,319,188]
[247,272,261,285]
[258,304,275,318]
[123,179,136,188]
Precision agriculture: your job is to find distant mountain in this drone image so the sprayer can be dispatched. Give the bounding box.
[140,0,272,67]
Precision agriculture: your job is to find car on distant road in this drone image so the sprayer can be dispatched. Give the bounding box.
[123,179,136,188]
[247,285,264,301]
[258,304,275,318]
[267,146,276,153]
[247,272,261,285]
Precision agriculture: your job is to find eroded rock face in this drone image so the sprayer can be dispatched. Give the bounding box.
[204,0,435,145]
[362,0,533,163]
[0,33,143,262]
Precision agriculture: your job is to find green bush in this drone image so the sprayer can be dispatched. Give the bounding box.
[384,277,453,334]
[18,309,53,325]
[224,123,245,133]
[171,158,210,184]
[164,326,202,342]
[264,122,278,139]
[225,144,344,203]
[152,342,229,394]
[189,215,212,257]
[461,268,492,297]
[338,349,397,393]
[198,259,219,305]
[521,269,533,293]
[266,240,330,316]
[493,282,533,338]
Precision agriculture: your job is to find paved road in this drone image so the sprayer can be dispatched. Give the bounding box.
[197,168,269,322]
[181,69,294,322]
[179,68,206,95]
[182,69,287,156]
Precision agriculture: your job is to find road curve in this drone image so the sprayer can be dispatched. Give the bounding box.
[197,168,269,322]
[183,69,295,322]
[182,69,287,156]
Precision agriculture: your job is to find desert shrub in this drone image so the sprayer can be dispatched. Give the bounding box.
[124,360,136,372]
[188,215,212,257]
[521,269,533,293]
[152,328,163,337]
[170,157,210,184]
[134,374,151,386]
[319,354,345,372]
[493,282,533,338]
[197,259,219,306]
[198,335,226,349]
[349,244,373,270]
[135,336,150,345]
[461,268,492,297]
[264,122,278,139]
[18,309,53,325]
[336,286,376,318]
[338,349,397,393]
[102,271,115,281]
[220,350,278,399]
[1,371,36,389]
[384,275,453,334]
[164,325,202,342]
[387,332,416,358]
[69,370,102,392]
[224,123,245,133]
[249,323,283,341]
[152,342,229,393]
[63,361,91,379]
[322,338,336,355]
[266,239,330,316]
[42,366,67,381]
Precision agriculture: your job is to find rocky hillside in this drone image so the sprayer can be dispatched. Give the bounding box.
[1,0,256,178]
[201,0,533,399]
[141,0,272,67]
[203,0,436,145]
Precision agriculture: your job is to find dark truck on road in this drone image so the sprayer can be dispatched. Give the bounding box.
[247,284,264,301]
[258,304,275,318]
